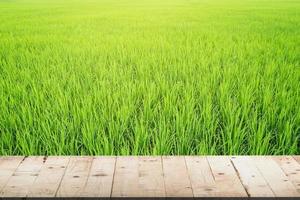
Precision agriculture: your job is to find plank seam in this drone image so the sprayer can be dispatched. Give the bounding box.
[22,156,26,162]
[26,156,47,197]
[270,156,298,192]
[0,156,25,196]
[54,156,70,197]
[110,156,118,198]
[80,157,94,196]
[273,156,300,192]
[160,156,167,197]
[293,156,300,165]
[206,156,216,182]
[251,156,277,197]
[230,157,250,197]
[25,156,46,197]
[184,156,194,197]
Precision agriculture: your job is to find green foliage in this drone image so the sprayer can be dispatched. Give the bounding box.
[0,0,299,155]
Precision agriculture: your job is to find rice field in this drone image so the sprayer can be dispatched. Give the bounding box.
[0,0,299,155]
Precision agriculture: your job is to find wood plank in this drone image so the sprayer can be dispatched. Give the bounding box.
[0,157,24,193]
[294,156,300,164]
[207,156,248,197]
[28,156,70,197]
[185,156,218,197]
[56,157,93,197]
[230,156,274,197]
[111,156,138,197]
[138,156,165,197]
[162,156,193,197]
[1,156,45,197]
[273,156,300,194]
[0,156,298,197]
[253,156,299,197]
[112,156,165,197]
[80,156,115,197]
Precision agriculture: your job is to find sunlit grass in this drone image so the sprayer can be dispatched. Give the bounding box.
[0,0,299,155]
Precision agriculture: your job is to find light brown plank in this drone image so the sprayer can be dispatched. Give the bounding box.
[0,156,298,198]
[253,156,299,197]
[162,156,193,197]
[294,156,300,164]
[138,156,165,197]
[28,156,69,197]
[112,156,165,197]
[207,156,248,197]
[1,156,45,197]
[0,157,24,193]
[80,156,115,197]
[56,157,93,197]
[185,156,218,197]
[273,156,300,194]
[231,156,274,197]
[111,156,138,197]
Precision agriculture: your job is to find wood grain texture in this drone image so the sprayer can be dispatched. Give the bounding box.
[207,156,248,197]
[253,156,299,197]
[56,157,93,197]
[273,156,300,194]
[111,156,138,197]
[28,156,69,197]
[1,156,45,197]
[162,156,193,197]
[80,156,115,197]
[138,156,165,197]
[112,156,165,197]
[0,157,24,193]
[230,156,274,197]
[294,156,300,164]
[0,156,299,197]
[185,156,218,197]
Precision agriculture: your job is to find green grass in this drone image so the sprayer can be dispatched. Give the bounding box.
[0,0,299,155]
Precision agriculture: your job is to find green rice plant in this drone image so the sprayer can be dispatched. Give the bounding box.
[0,0,299,155]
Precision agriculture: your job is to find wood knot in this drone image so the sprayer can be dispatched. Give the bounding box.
[93,173,107,177]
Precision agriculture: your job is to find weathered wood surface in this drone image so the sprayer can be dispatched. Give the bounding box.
[0,156,299,197]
